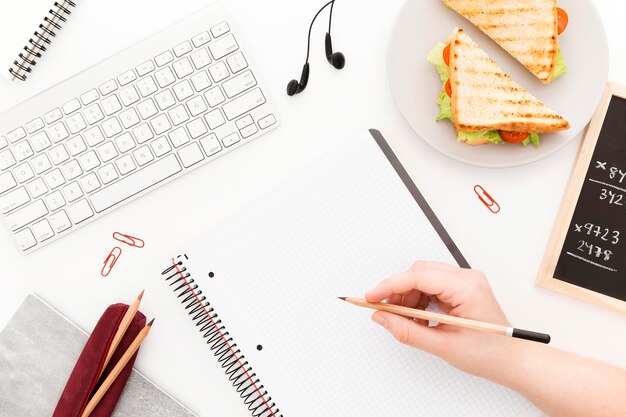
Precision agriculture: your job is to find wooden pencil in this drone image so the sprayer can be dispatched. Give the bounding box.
[81,318,154,417]
[98,290,144,379]
[339,297,550,344]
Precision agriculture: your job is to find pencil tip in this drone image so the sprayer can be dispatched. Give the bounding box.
[338,297,347,301]
[138,290,145,300]
[147,318,155,326]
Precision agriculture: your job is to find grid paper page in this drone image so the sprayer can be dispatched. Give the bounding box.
[186,131,541,417]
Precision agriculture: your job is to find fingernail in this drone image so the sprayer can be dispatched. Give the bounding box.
[372,315,388,329]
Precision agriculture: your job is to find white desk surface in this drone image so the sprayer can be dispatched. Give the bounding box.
[0,0,624,415]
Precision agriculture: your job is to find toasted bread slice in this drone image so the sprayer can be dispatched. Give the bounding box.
[443,0,559,83]
[449,28,569,134]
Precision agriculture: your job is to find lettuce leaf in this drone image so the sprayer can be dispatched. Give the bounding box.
[522,133,540,147]
[427,43,449,82]
[436,89,453,121]
[552,48,568,81]
[458,130,505,145]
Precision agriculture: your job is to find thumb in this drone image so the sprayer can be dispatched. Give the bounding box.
[372,311,449,356]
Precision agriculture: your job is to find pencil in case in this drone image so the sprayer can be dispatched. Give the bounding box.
[52,303,146,417]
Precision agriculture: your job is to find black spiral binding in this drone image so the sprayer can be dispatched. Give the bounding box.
[162,255,283,417]
[8,1,77,81]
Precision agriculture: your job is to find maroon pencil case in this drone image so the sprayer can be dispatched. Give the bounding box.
[52,303,146,417]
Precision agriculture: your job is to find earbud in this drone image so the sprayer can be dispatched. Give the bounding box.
[325,32,346,69]
[286,63,310,96]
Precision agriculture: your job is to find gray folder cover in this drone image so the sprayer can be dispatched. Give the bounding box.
[0,294,197,417]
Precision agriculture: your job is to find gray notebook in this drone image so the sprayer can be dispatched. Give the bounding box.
[0,294,197,417]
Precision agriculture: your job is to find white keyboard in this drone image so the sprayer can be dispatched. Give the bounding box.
[0,3,278,253]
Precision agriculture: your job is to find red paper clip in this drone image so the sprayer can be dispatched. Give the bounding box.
[474,185,501,214]
[113,232,145,248]
[101,247,122,277]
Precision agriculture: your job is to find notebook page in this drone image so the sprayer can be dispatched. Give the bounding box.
[0,0,54,78]
[185,131,540,417]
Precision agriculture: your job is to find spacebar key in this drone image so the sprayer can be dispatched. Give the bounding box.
[90,154,182,213]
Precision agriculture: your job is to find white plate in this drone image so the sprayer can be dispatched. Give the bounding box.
[388,0,609,168]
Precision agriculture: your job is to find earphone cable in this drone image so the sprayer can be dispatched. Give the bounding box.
[304,0,335,63]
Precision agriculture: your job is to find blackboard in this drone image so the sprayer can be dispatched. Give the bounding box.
[538,83,626,314]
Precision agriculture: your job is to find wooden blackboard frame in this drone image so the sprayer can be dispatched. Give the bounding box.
[537,82,626,315]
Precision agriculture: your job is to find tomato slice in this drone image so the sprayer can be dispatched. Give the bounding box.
[443,43,451,66]
[445,79,452,96]
[557,8,568,35]
[499,131,529,144]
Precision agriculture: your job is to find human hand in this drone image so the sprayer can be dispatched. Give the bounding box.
[365,261,513,376]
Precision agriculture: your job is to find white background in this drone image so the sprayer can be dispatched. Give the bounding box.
[0,0,624,416]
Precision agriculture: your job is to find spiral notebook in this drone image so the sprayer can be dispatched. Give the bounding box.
[161,130,541,416]
[1,0,77,81]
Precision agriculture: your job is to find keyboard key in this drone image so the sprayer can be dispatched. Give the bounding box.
[132,146,154,166]
[208,61,229,82]
[66,199,93,224]
[136,60,155,76]
[210,21,230,38]
[67,113,87,134]
[26,118,44,134]
[150,114,172,135]
[173,58,194,78]
[0,187,30,213]
[79,173,101,193]
[29,131,52,152]
[99,79,118,96]
[222,132,240,148]
[62,98,81,115]
[119,108,141,129]
[168,127,190,148]
[136,76,158,97]
[190,71,212,92]
[97,164,119,184]
[14,163,34,183]
[61,160,83,181]
[204,86,225,107]
[31,154,52,174]
[0,149,17,169]
[236,115,254,130]
[80,89,100,105]
[150,136,172,157]
[91,154,182,212]
[200,133,222,157]
[155,50,174,67]
[174,41,193,57]
[45,190,66,212]
[7,127,26,143]
[97,141,119,162]
[84,104,105,124]
[6,200,48,231]
[49,210,71,233]
[155,67,176,88]
[15,228,37,251]
[209,33,238,59]
[190,48,211,69]
[14,141,34,161]
[222,70,257,98]
[84,126,105,147]
[119,85,140,106]
[223,88,266,120]
[137,99,158,119]
[186,96,208,117]
[117,69,137,86]
[26,178,47,198]
[47,123,70,143]
[132,124,154,144]
[226,51,248,73]
[240,123,258,139]
[115,154,137,175]
[173,80,194,101]
[178,142,204,168]
[78,150,100,173]
[62,181,83,203]
[49,145,70,165]
[66,136,87,156]
[44,169,66,190]
[168,105,190,126]
[205,109,225,129]
[155,89,176,110]
[192,31,211,47]
[102,117,123,138]
[0,172,17,194]
[115,132,136,153]
[43,108,63,124]
[186,118,208,139]
[32,219,54,242]
[101,95,123,116]
[0,136,7,149]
